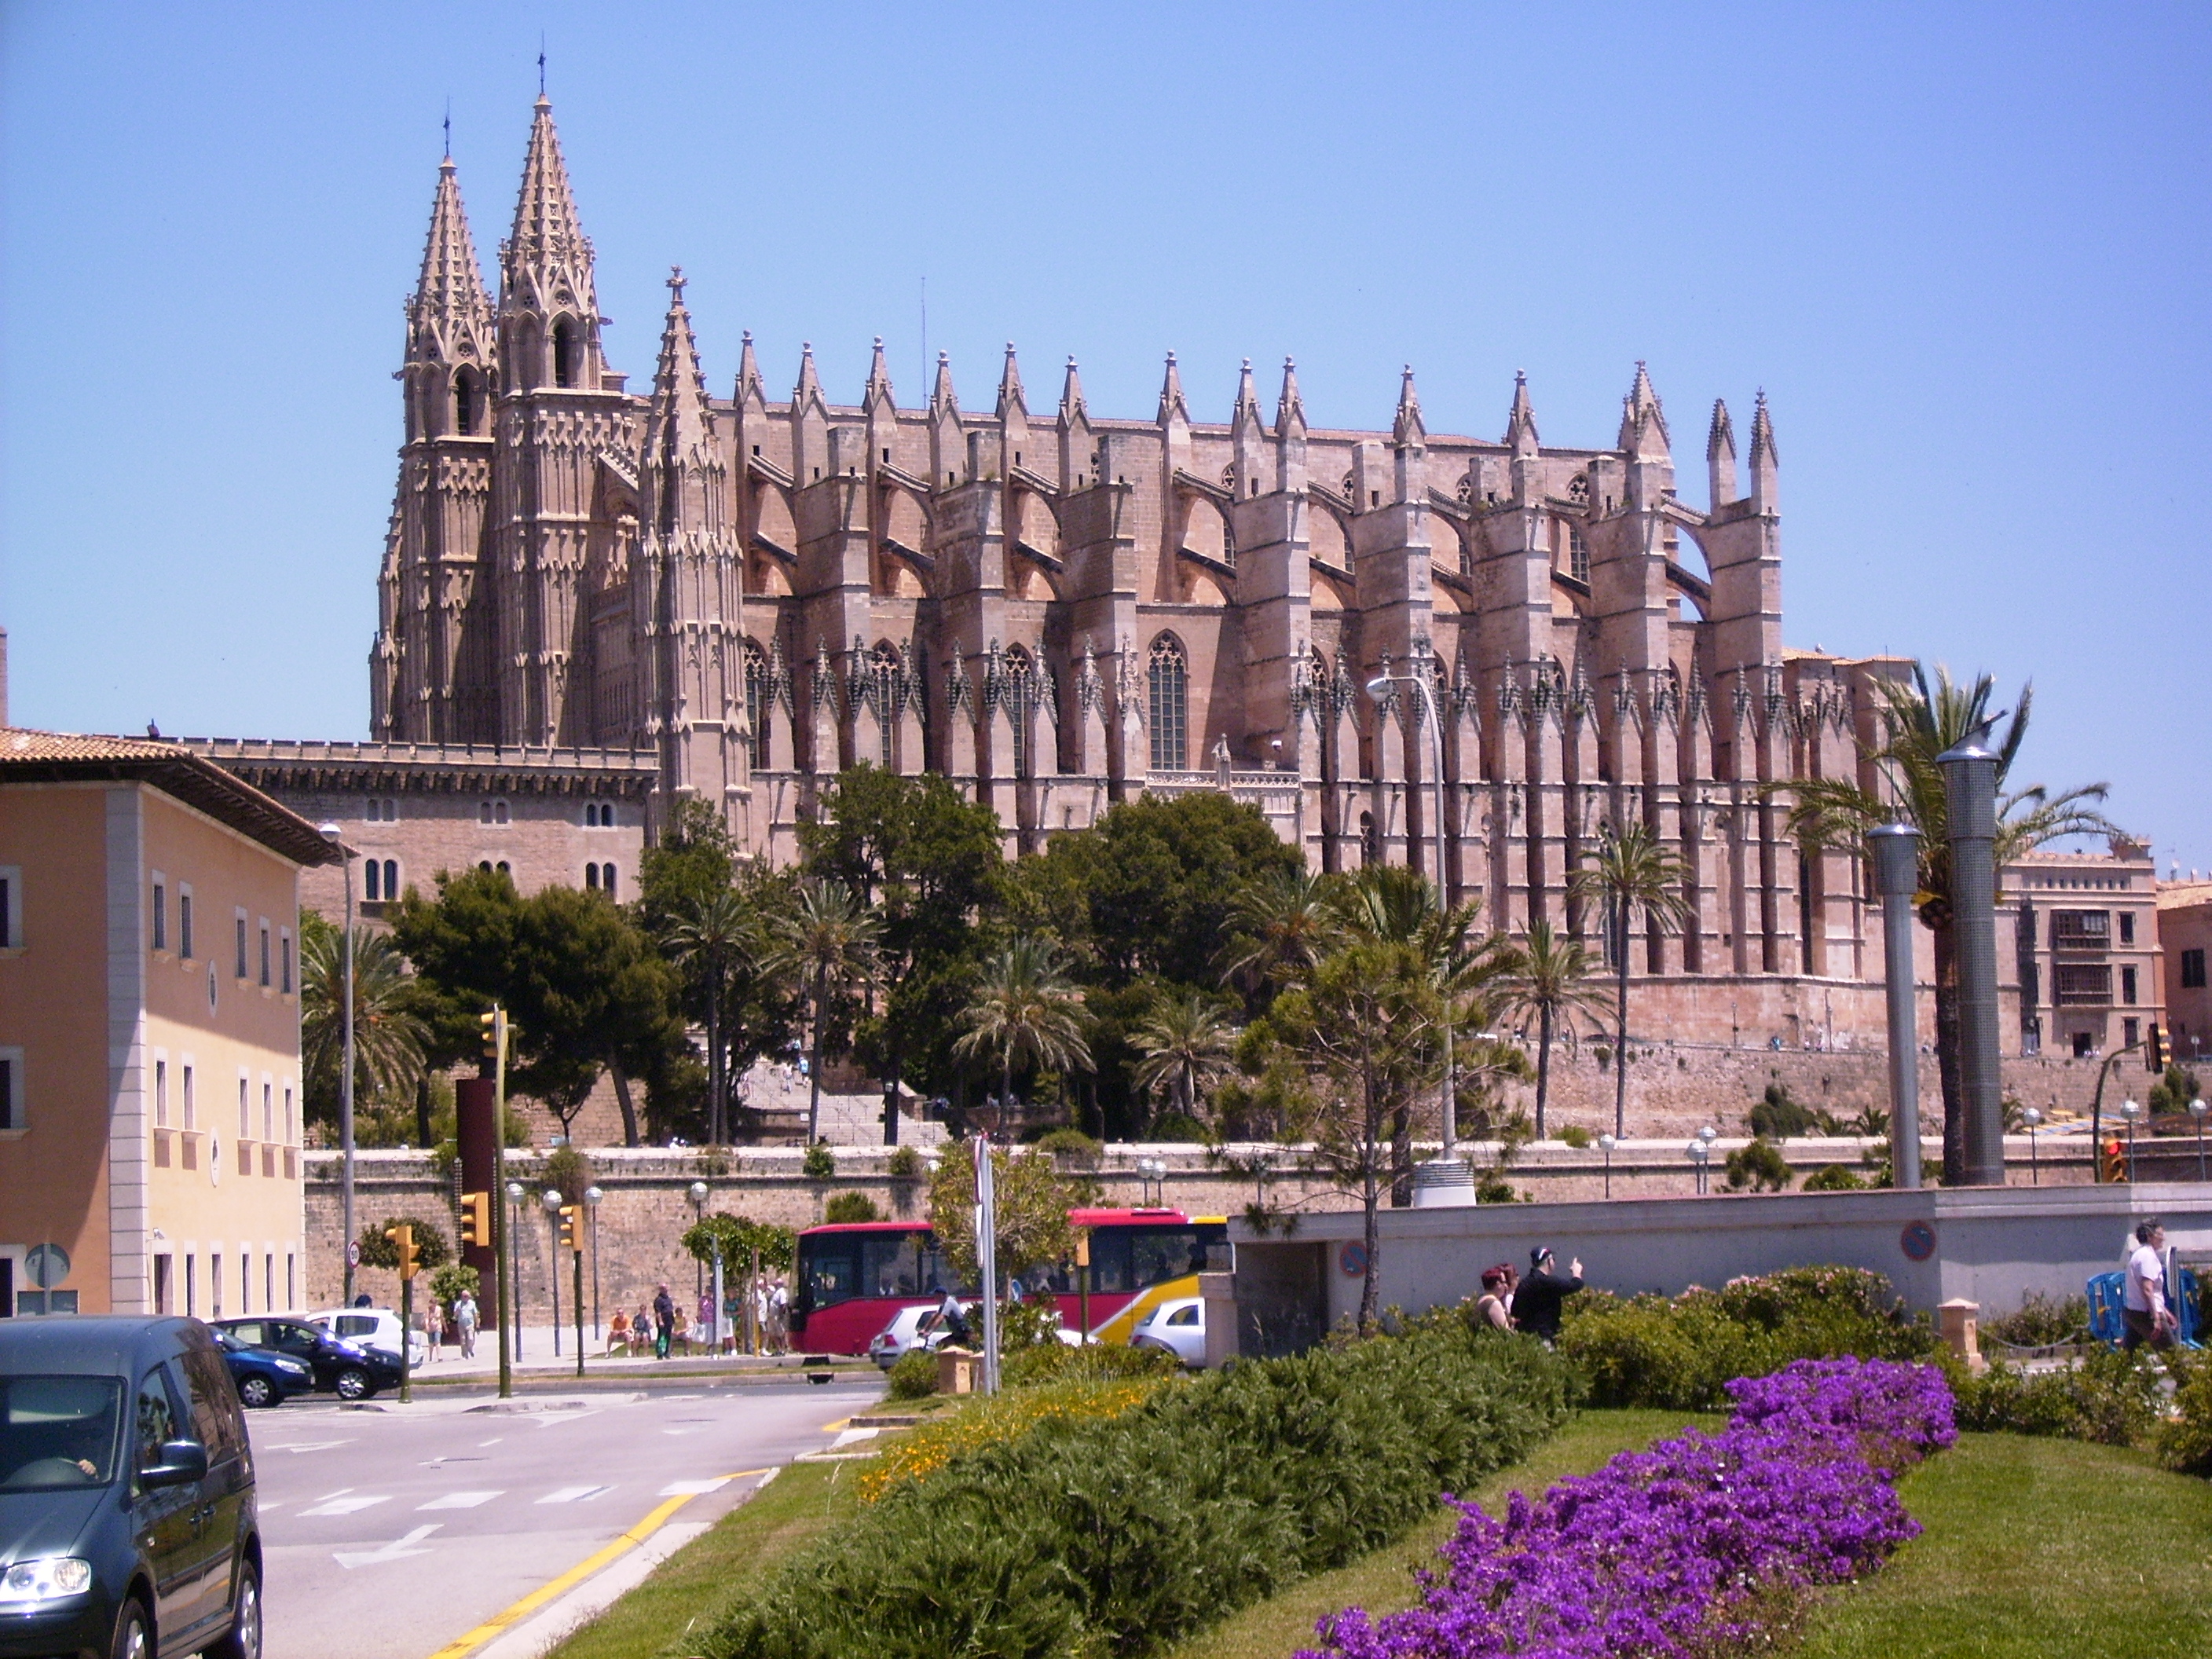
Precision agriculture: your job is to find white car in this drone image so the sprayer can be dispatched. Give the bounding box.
[309,1306,428,1368]
[868,1303,970,1368]
[1131,1297,1206,1367]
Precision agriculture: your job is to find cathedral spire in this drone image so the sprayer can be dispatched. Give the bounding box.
[1057,356,1086,425]
[1393,364,1426,447]
[1504,369,1540,453]
[1276,356,1306,436]
[507,94,588,276]
[1233,357,1262,423]
[995,342,1027,420]
[864,335,895,410]
[499,94,609,392]
[793,340,827,416]
[1706,397,1738,507]
[735,330,764,407]
[1157,350,1190,425]
[1617,360,1669,458]
[931,350,958,416]
[644,267,713,461]
[412,156,493,345]
[404,152,496,440]
[1749,389,1778,511]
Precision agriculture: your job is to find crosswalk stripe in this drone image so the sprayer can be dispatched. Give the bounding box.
[537,1484,612,1504]
[301,1494,390,1516]
[418,1491,503,1511]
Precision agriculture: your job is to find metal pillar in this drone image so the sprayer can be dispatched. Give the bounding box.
[1868,824,1924,1189]
[1938,727,2006,1186]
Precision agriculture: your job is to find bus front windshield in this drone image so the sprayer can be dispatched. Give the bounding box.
[800,1231,947,1313]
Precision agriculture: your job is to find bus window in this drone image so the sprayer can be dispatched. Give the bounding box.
[1130,1228,1201,1290]
[860,1233,924,1298]
[800,1238,859,1313]
[1088,1229,1133,1295]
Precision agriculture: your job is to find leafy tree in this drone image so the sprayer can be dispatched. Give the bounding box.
[767,877,881,1144]
[299,913,430,1137]
[1749,1082,1838,1139]
[659,886,753,1146]
[1785,665,2118,1182]
[823,1191,880,1223]
[427,1262,480,1308]
[683,1213,796,1277]
[954,936,1093,1119]
[1570,821,1696,1140]
[925,1139,1088,1286]
[1723,1139,1795,1192]
[1130,988,1240,1127]
[2149,1064,2204,1117]
[357,1214,452,1273]
[1499,919,1610,1140]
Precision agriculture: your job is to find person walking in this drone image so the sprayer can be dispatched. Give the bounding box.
[422,1295,445,1362]
[452,1289,478,1358]
[767,1277,790,1355]
[653,1283,676,1360]
[2123,1218,2177,1351]
[1511,1246,1586,1344]
[1472,1268,1514,1332]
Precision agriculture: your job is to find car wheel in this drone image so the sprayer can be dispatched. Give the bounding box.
[109,1598,151,1659]
[237,1375,276,1408]
[334,1367,373,1401]
[203,1558,262,1659]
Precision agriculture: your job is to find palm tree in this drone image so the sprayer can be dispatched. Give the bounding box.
[301,923,428,1125]
[954,936,1093,1122]
[660,887,754,1146]
[1785,664,2117,1181]
[1500,919,1612,1140]
[1131,988,1240,1128]
[768,877,881,1144]
[1570,820,1695,1139]
[1219,867,1337,997]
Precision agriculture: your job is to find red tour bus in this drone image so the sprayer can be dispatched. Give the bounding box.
[790,1208,1232,1357]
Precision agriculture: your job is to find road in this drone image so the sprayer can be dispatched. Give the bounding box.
[245,1375,886,1659]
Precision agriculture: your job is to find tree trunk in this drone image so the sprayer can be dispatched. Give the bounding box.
[1614,896,1632,1140]
[1933,920,1964,1185]
[610,1061,639,1148]
[1358,1098,1382,1335]
[705,966,723,1148]
[415,1075,433,1148]
[807,965,826,1144]
[1535,1003,1554,1139]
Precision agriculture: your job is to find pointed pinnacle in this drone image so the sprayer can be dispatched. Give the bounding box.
[1706,398,1735,461]
[1233,357,1262,423]
[1505,369,1539,451]
[1276,356,1306,430]
[932,350,958,414]
[1157,350,1188,425]
[1750,389,1778,464]
[1393,364,1425,445]
[412,152,493,328]
[507,92,588,273]
[996,341,1027,419]
[1058,356,1086,423]
[865,335,894,405]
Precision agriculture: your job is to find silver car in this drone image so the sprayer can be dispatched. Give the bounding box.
[1130,1297,1206,1366]
[866,1303,968,1369]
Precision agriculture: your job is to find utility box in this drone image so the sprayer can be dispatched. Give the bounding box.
[1938,1298,1983,1373]
[937,1349,982,1394]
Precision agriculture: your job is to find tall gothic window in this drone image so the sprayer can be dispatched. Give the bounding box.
[1005,647,1035,777]
[873,643,899,767]
[1148,635,1188,771]
[1569,527,1591,584]
[552,317,579,389]
[743,642,769,759]
[453,368,480,436]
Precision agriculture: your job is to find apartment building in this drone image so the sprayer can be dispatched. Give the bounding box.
[2008,838,2165,1060]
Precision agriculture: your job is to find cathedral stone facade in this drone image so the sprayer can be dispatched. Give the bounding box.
[371,97,1920,1046]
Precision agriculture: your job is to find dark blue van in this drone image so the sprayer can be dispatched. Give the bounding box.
[0,1317,260,1659]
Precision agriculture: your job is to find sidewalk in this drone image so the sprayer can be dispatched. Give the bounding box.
[403,1322,871,1384]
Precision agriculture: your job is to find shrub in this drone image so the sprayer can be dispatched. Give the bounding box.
[822,1191,879,1223]
[1555,1124,1593,1148]
[1148,1111,1209,1143]
[885,1349,938,1401]
[801,1141,836,1180]
[427,1262,479,1309]
[1981,1291,2089,1350]
[885,1144,925,1180]
[1803,1163,1869,1191]
[1474,1170,1528,1203]
[1031,1126,1104,1166]
[1723,1138,1794,1192]
[356,1215,452,1273]
[1747,1082,1839,1139]
[1003,1339,1183,1389]
[2155,1355,2212,1474]
[699,1320,1577,1659]
[1559,1265,1938,1411]
[1950,1347,2170,1447]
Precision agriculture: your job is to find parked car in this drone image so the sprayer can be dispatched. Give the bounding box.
[211,1317,401,1401]
[1131,1297,1207,1366]
[0,1316,262,1659]
[304,1307,427,1370]
[866,1304,968,1369]
[211,1330,316,1409]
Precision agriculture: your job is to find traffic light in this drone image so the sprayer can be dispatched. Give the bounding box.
[2100,1138,2128,1184]
[2148,1024,2166,1072]
[460,1190,492,1248]
[386,1222,421,1280]
[480,1009,500,1064]
[558,1203,582,1251]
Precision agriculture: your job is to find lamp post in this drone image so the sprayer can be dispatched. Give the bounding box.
[1686,1138,1711,1196]
[541,1189,564,1357]
[1866,823,1925,1188]
[2192,1098,2209,1182]
[1366,660,1457,1163]
[1137,1156,1166,1208]
[317,824,358,1302]
[1598,1133,1616,1200]
[2120,1100,2141,1185]
[504,1181,526,1358]
[2021,1107,2042,1186]
[584,1186,603,1340]
[688,1180,709,1303]
[1936,724,2005,1185]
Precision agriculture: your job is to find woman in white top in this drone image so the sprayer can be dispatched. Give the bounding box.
[2122,1218,2176,1351]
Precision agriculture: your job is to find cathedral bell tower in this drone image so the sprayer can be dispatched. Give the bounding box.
[489,94,634,747]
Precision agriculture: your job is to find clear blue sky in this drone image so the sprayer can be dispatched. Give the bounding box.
[4,2,2207,870]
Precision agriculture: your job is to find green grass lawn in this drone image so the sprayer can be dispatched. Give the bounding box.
[544,1459,864,1659]
[1793,1432,2212,1659]
[1166,1409,1722,1659]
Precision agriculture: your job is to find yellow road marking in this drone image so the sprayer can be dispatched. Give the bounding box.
[819,1416,850,1433]
[422,1470,767,1659]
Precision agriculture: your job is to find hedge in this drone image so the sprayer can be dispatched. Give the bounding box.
[696,1323,1577,1659]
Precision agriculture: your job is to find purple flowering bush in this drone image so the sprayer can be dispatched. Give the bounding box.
[1300,1357,1955,1659]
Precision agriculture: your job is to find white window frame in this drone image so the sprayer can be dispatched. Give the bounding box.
[258,917,272,987]
[238,1071,251,1141]
[153,1051,170,1128]
[181,1057,197,1130]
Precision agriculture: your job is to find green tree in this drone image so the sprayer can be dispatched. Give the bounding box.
[659,886,753,1146]
[300,913,430,1138]
[1785,665,2118,1181]
[768,877,881,1144]
[1130,987,1240,1128]
[1723,1139,1795,1192]
[1570,821,1696,1140]
[953,936,1093,1119]
[925,1139,1087,1287]
[2149,1064,2204,1117]
[1499,919,1610,1140]
[1218,866,1335,1005]
[683,1214,796,1278]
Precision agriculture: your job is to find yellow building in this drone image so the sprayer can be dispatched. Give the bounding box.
[0,728,339,1317]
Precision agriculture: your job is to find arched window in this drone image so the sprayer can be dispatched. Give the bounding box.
[551,318,579,389]
[1148,635,1188,771]
[743,641,769,756]
[873,644,899,767]
[364,862,379,903]
[381,860,397,900]
[453,368,480,436]
[1005,647,1035,777]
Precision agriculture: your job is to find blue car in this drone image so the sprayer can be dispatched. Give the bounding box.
[211,1331,314,1410]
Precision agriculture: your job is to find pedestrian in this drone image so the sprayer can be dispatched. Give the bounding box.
[1511,1246,1586,1344]
[935,1284,972,1348]
[653,1283,676,1360]
[698,1290,716,1351]
[752,1275,771,1354]
[2122,1218,2177,1351]
[767,1277,790,1354]
[606,1307,632,1357]
[422,1295,445,1362]
[1472,1267,1514,1333]
[452,1289,478,1358]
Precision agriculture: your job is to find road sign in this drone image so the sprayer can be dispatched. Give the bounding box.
[24,1243,69,1290]
[346,1240,362,1269]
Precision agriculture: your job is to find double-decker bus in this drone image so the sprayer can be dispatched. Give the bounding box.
[790,1207,1231,1356]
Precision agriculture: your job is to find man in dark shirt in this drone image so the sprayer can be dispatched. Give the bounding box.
[1511,1247,1585,1342]
[653,1284,676,1359]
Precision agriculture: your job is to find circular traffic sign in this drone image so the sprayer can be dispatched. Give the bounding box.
[25,1243,69,1290]
[1339,1240,1369,1278]
[1899,1221,1937,1263]
[346,1240,362,1269]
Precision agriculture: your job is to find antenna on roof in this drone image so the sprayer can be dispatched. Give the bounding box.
[538,36,547,97]
[442,99,452,159]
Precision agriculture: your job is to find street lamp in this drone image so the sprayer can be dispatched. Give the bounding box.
[1366,659,1458,1165]
[2192,1098,2209,1182]
[1936,724,2005,1185]
[1686,1138,1712,1196]
[1598,1133,1616,1200]
[2021,1107,2042,1187]
[541,1188,564,1357]
[2120,1100,2141,1185]
[688,1180,709,1302]
[317,823,358,1302]
[1137,1156,1167,1207]
[504,1181,526,1358]
[583,1186,603,1340]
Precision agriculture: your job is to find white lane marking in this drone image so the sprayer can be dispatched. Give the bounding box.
[530,1409,601,1428]
[477,1437,504,1446]
[417,1490,503,1510]
[266,1439,353,1453]
[310,1485,352,1501]
[301,1493,390,1517]
[335,1523,441,1569]
[536,1484,612,1504]
[657,1477,731,1496]
[830,1426,882,1448]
